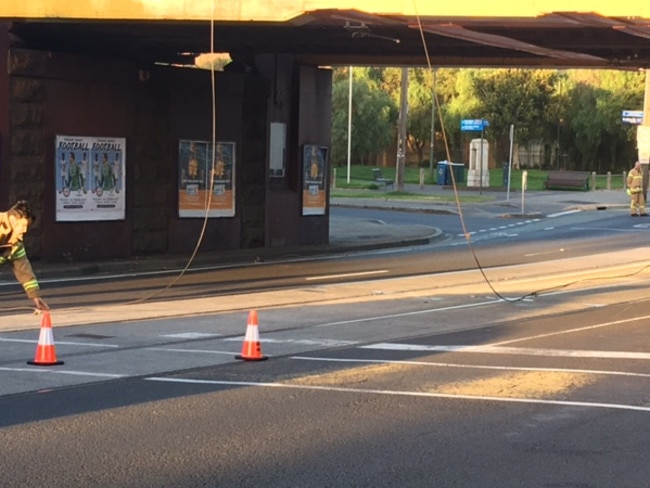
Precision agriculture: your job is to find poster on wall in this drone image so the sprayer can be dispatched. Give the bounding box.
[178,139,236,218]
[301,144,328,216]
[55,135,126,222]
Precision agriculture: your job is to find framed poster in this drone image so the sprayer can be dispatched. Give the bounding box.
[178,140,236,218]
[55,135,126,221]
[301,144,328,216]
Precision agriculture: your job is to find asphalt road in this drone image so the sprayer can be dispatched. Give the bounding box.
[2,280,650,487]
[2,205,650,486]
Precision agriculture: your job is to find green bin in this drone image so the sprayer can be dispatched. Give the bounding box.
[448,163,464,184]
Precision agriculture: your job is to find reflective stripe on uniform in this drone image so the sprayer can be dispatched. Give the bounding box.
[22,279,40,293]
[10,245,26,260]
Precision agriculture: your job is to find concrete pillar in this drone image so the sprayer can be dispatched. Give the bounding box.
[640,70,650,200]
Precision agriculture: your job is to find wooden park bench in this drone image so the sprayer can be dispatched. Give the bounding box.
[372,168,394,190]
[544,171,590,191]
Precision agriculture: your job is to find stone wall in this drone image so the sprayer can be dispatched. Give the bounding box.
[3,39,331,262]
[8,51,48,257]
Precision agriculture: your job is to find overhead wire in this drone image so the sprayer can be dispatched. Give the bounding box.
[410,1,650,302]
[411,6,524,302]
[125,0,219,305]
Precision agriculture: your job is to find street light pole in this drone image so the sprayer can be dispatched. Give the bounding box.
[396,67,408,191]
[346,66,353,184]
[429,68,436,178]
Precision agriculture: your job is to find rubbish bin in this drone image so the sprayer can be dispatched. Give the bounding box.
[436,161,448,185]
[502,162,510,187]
[448,163,465,185]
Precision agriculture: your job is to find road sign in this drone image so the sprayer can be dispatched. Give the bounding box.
[461,119,489,131]
[622,110,644,125]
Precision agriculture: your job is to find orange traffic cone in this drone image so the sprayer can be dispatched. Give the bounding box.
[27,311,64,366]
[235,310,268,361]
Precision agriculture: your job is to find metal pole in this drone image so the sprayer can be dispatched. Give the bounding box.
[479,125,484,195]
[429,68,436,179]
[346,66,353,184]
[507,124,514,201]
[521,170,528,214]
[396,67,408,191]
[556,120,560,168]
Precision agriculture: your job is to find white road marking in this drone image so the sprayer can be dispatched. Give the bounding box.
[222,337,357,347]
[147,347,236,355]
[487,314,650,347]
[360,343,650,360]
[0,337,119,348]
[292,356,650,378]
[145,377,650,413]
[572,226,646,233]
[457,219,541,238]
[547,210,581,218]
[0,367,125,378]
[305,270,389,281]
[162,333,221,339]
[525,249,564,257]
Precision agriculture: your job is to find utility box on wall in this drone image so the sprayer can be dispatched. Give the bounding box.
[467,138,489,188]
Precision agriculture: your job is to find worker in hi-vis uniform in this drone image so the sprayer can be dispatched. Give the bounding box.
[0,200,49,310]
[627,161,648,217]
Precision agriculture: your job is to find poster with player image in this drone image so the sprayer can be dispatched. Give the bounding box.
[208,141,236,217]
[55,135,126,221]
[301,144,328,216]
[178,140,236,217]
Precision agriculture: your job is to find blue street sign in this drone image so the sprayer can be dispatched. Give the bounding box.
[622,110,643,125]
[461,119,489,131]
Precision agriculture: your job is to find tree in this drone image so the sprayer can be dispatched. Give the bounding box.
[563,70,645,171]
[331,66,646,174]
[382,67,467,165]
[330,68,397,166]
[471,69,558,164]
[405,69,434,164]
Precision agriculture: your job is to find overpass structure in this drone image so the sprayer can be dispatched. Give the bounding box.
[3,1,650,68]
[1,1,649,263]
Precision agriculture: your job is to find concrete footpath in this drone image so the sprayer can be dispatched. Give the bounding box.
[7,185,632,281]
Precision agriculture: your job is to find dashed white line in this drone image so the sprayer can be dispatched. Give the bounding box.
[162,333,222,339]
[147,347,236,355]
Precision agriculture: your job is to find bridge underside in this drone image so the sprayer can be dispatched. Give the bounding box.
[7,9,650,69]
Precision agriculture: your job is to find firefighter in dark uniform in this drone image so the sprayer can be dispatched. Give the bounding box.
[627,161,648,217]
[0,200,49,310]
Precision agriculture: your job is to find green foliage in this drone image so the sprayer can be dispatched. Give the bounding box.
[472,69,558,162]
[330,67,647,175]
[330,68,398,166]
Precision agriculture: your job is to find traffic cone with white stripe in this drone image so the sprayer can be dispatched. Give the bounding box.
[27,311,64,366]
[235,310,268,361]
